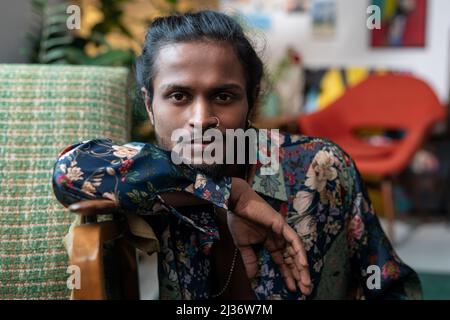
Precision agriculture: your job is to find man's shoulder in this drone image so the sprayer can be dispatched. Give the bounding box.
[280,132,352,165]
[279,132,362,203]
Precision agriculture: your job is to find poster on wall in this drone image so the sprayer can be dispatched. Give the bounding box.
[311,0,336,37]
[371,0,427,47]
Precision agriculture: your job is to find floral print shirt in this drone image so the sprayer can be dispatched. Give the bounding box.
[52,131,422,300]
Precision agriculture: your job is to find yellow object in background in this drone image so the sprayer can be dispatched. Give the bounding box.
[383,0,398,21]
[346,68,370,86]
[317,68,345,109]
[316,67,391,110]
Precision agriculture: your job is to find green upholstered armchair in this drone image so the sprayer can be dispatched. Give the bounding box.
[0,64,134,299]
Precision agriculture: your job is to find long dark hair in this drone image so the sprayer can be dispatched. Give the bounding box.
[136,10,264,111]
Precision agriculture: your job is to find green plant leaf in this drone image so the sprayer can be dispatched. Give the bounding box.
[89,49,134,66]
[45,14,71,26]
[31,0,47,12]
[42,24,71,36]
[45,3,72,16]
[90,31,110,48]
[64,47,92,64]
[41,36,73,49]
[39,47,68,63]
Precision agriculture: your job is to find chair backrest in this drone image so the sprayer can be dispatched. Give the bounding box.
[299,74,446,137]
[0,64,130,299]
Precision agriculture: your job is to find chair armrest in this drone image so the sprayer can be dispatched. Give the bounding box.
[70,220,122,300]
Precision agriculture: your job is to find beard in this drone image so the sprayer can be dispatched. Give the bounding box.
[155,130,230,180]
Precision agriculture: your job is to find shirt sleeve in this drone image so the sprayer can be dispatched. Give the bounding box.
[343,151,422,300]
[52,138,231,215]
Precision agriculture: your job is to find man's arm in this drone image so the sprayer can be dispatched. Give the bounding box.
[344,155,422,299]
[52,139,312,295]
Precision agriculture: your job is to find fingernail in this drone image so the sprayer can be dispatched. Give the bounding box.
[69,203,80,211]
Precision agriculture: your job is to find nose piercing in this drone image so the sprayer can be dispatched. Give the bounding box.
[212,116,220,128]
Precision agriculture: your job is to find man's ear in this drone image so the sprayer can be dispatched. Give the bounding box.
[141,87,154,126]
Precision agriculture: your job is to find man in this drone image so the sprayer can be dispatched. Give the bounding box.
[61,10,421,300]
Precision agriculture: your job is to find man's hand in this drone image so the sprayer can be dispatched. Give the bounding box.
[229,177,312,296]
[67,182,313,297]
[227,213,312,296]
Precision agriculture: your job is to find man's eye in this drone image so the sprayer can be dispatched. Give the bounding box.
[215,93,233,103]
[169,92,189,103]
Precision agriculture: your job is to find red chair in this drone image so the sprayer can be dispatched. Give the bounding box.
[298,74,446,242]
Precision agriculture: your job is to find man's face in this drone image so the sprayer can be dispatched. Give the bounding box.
[144,41,250,177]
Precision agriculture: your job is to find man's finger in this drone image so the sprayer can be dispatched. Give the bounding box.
[286,243,312,294]
[280,226,312,294]
[285,247,312,295]
[264,235,301,293]
[286,258,306,293]
[282,226,310,269]
[279,263,297,292]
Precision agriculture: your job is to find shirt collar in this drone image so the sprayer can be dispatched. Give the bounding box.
[250,129,288,202]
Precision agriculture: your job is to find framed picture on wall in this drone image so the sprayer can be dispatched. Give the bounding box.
[311,0,336,37]
[371,0,427,47]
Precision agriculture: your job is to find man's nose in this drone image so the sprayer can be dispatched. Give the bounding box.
[188,98,218,130]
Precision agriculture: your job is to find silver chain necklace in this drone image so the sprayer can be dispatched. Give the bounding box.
[211,246,239,298]
[211,164,249,299]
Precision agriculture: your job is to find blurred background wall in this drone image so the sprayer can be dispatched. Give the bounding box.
[233,0,450,103]
[2,0,448,103]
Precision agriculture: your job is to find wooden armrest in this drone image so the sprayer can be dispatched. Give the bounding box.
[70,220,122,300]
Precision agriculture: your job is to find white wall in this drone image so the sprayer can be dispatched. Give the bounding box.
[255,0,450,103]
[3,0,449,103]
